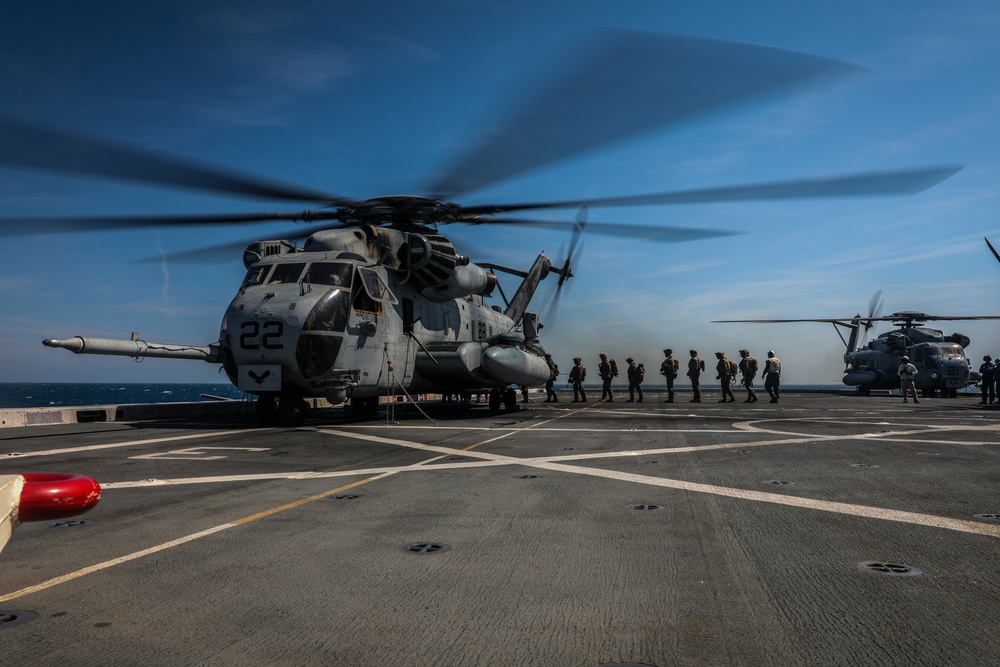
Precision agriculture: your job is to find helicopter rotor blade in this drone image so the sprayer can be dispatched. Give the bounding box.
[427,30,863,198]
[986,237,1000,265]
[862,289,884,334]
[0,210,346,236]
[460,166,962,217]
[132,229,314,264]
[0,116,356,205]
[463,216,739,244]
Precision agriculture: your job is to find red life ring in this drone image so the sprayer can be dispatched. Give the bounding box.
[17,473,101,522]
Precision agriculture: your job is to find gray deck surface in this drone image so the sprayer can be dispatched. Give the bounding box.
[2,391,999,666]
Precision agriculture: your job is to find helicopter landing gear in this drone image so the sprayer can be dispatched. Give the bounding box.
[255,394,279,426]
[488,388,502,414]
[504,387,518,411]
[488,387,519,414]
[275,389,308,427]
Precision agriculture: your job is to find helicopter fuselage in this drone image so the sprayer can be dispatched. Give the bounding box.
[844,326,970,395]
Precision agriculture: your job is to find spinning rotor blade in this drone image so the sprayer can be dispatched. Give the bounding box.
[862,289,884,334]
[544,207,587,327]
[461,166,962,216]
[0,116,355,205]
[0,210,344,236]
[429,30,864,198]
[469,216,739,244]
[715,314,1000,324]
[986,237,1000,265]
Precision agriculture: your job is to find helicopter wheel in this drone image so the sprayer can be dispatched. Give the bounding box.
[277,391,308,427]
[488,388,502,413]
[503,387,518,411]
[255,395,279,427]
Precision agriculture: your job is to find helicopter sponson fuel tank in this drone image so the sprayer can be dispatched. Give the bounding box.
[415,333,550,390]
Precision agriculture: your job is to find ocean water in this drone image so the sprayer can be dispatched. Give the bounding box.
[0,383,247,409]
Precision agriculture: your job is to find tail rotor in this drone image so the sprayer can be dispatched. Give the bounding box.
[544,206,587,327]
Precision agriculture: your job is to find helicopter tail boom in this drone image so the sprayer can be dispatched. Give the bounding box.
[43,336,222,363]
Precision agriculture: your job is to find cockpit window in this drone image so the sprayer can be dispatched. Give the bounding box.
[267,262,306,285]
[241,265,271,289]
[307,262,352,287]
[303,289,349,332]
[352,267,383,314]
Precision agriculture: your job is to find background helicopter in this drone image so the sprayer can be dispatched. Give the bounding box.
[0,31,964,424]
[717,291,1000,396]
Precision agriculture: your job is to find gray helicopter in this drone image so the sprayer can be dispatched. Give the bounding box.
[0,31,963,425]
[717,291,1000,396]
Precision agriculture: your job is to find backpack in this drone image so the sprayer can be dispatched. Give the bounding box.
[610,359,619,377]
[726,359,738,377]
[747,357,758,375]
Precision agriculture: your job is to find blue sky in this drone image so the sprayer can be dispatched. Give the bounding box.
[2,1,999,385]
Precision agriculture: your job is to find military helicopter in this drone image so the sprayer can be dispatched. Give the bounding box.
[716,291,1000,396]
[0,31,963,425]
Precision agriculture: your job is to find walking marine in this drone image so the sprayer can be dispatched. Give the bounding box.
[599,353,618,402]
[979,355,995,405]
[687,350,705,403]
[762,350,781,403]
[715,352,736,402]
[738,349,759,403]
[544,353,559,402]
[660,349,679,403]
[626,358,644,402]
[569,357,587,403]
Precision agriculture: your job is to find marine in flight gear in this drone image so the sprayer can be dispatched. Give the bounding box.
[762,350,781,403]
[898,355,919,403]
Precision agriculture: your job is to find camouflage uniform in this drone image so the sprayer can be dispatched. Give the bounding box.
[544,354,559,402]
[687,349,704,403]
[626,358,644,402]
[598,353,615,402]
[569,358,587,402]
[715,352,736,403]
[660,349,679,402]
[738,349,759,403]
[979,355,995,404]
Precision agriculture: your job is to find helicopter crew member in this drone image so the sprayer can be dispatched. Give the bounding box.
[979,355,995,404]
[687,349,705,403]
[898,356,919,403]
[738,349,759,403]
[715,352,736,402]
[762,350,781,403]
[660,349,679,402]
[569,357,587,402]
[598,353,616,402]
[626,358,644,402]
[544,354,559,402]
